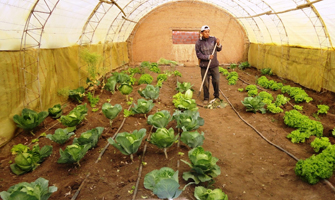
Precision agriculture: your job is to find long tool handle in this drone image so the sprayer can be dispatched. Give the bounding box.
[199,42,217,94]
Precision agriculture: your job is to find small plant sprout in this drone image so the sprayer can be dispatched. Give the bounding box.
[127,97,134,105]
[178,152,184,156]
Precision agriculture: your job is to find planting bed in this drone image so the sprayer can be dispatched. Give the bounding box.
[1,65,335,200]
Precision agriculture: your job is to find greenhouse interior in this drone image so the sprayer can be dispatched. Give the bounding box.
[1,0,335,199]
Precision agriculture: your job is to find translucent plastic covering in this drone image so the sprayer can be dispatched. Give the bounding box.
[0,0,334,50]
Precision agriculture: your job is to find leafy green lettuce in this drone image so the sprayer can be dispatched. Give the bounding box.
[194,186,228,200]
[176,82,193,93]
[138,74,153,85]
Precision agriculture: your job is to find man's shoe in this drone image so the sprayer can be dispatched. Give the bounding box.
[203,100,209,104]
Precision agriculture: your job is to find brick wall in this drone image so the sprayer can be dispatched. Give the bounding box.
[172,31,199,44]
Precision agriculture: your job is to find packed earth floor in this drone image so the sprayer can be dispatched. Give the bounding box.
[1,65,335,200]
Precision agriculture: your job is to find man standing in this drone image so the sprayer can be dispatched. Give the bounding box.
[195,25,222,104]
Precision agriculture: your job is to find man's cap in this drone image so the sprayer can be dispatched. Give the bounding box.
[201,25,210,32]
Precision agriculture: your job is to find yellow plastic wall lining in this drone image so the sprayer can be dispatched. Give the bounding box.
[0,42,128,147]
[248,43,335,92]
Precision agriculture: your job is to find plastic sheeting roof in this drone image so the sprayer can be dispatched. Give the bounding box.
[0,0,334,51]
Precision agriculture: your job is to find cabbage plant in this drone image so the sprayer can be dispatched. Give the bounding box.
[108,128,146,162]
[104,76,117,93]
[147,110,172,128]
[194,186,228,200]
[118,83,133,101]
[144,167,182,200]
[13,108,48,135]
[180,128,205,149]
[46,127,76,144]
[149,127,178,158]
[60,104,88,127]
[10,144,53,175]
[181,146,221,184]
[102,103,122,127]
[48,104,62,118]
[72,127,104,150]
[57,144,90,166]
[138,84,160,100]
[173,110,204,131]
[0,177,57,200]
[131,99,154,118]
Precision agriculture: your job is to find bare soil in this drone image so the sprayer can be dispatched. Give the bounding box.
[1,65,335,200]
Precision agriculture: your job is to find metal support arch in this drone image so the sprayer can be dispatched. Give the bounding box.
[292,0,331,91]
[102,0,149,71]
[77,1,114,86]
[117,0,263,65]
[20,0,60,111]
[219,0,265,67]
[244,0,290,77]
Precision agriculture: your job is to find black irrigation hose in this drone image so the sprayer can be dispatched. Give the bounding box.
[132,126,154,200]
[219,89,335,192]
